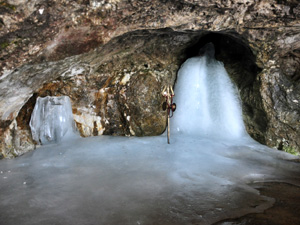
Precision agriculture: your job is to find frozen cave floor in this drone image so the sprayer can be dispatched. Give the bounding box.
[215,182,300,225]
[0,135,300,225]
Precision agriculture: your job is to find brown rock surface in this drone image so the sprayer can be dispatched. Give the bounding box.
[0,0,299,157]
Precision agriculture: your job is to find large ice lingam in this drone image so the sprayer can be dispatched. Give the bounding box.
[172,43,246,139]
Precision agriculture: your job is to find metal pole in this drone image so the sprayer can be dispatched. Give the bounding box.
[162,85,175,144]
[167,115,170,144]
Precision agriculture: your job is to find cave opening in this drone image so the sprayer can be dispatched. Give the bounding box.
[13,29,268,149]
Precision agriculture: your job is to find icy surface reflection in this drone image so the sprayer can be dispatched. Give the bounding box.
[0,135,299,225]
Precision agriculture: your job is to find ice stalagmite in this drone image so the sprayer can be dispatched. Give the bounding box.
[172,43,246,139]
[30,96,76,144]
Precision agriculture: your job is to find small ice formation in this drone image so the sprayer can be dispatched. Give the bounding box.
[30,96,76,144]
[172,43,246,139]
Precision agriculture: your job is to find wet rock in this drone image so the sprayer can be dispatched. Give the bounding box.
[127,73,166,136]
[0,119,35,158]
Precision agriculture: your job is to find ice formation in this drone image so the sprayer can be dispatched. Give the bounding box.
[171,43,246,139]
[1,44,299,225]
[29,96,76,144]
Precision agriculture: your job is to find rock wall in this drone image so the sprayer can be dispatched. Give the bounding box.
[0,0,299,158]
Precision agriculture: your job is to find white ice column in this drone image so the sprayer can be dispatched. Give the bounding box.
[30,96,76,144]
[171,43,246,139]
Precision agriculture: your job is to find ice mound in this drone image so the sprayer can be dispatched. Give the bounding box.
[29,96,76,144]
[172,43,246,139]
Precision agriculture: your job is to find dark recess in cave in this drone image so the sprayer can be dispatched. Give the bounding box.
[185,32,261,75]
[16,93,38,131]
